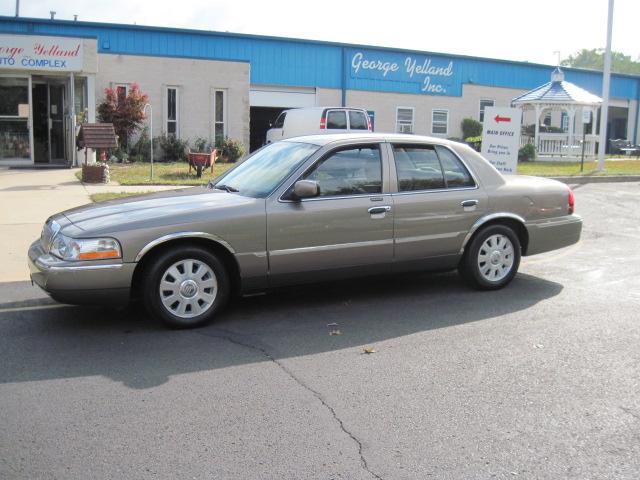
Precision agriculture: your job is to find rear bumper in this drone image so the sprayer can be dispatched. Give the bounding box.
[525,214,582,256]
[28,240,135,306]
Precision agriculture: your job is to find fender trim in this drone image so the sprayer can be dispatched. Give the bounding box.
[459,213,527,254]
[134,232,236,262]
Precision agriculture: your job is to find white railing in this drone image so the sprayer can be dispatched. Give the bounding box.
[521,133,597,158]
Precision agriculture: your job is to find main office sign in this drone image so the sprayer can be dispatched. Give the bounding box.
[480,107,522,175]
[348,49,459,96]
[0,34,84,72]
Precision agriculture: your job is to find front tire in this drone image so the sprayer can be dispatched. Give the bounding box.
[459,224,521,290]
[142,246,230,328]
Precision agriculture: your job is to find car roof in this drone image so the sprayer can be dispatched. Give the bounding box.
[283,106,368,113]
[284,132,462,147]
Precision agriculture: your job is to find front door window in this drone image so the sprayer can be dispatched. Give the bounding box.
[32,80,67,164]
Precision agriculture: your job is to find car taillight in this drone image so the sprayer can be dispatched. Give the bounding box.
[568,189,575,214]
[320,116,326,130]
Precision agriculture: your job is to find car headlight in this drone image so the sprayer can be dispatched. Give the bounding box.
[50,234,122,261]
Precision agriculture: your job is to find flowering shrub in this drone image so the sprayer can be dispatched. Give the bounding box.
[97,83,148,147]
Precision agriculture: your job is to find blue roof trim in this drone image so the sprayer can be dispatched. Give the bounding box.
[100,50,250,64]
[1,16,638,100]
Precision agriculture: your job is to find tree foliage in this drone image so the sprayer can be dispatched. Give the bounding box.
[97,83,149,146]
[561,49,640,75]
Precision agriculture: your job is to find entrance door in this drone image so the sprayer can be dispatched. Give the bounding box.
[32,81,67,164]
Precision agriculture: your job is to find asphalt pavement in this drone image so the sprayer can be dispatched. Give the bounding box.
[1,182,639,479]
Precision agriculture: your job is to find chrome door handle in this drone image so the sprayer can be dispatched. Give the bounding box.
[461,199,478,207]
[368,206,391,215]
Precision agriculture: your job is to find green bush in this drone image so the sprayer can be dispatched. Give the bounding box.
[461,118,483,139]
[192,136,214,153]
[157,134,188,162]
[128,127,153,162]
[465,135,482,152]
[219,138,246,163]
[518,143,536,162]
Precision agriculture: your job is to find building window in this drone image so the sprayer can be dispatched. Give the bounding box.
[166,87,179,137]
[115,83,128,105]
[479,99,494,122]
[431,109,448,135]
[543,113,552,127]
[396,107,414,134]
[213,89,226,144]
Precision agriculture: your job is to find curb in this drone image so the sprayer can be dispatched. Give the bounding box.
[548,175,640,184]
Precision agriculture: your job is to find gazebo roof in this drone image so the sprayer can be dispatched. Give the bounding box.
[512,68,602,106]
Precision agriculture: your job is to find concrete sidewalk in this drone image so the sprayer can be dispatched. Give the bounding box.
[0,167,179,282]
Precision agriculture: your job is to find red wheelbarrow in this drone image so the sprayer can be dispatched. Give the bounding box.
[188,149,218,178]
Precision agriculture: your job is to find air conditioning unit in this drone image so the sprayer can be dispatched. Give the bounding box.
[398,124,413,134]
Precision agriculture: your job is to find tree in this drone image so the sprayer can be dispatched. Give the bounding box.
[561,49,640,75]
[97,83,149,147]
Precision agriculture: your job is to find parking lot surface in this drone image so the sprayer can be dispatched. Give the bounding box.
[1,182,639,479]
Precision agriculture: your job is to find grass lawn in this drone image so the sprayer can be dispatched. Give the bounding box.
[77,161,234,186]
[517,160,640,177]
[90,191,156,203]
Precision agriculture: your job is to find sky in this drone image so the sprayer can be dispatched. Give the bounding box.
[2,0,639,67]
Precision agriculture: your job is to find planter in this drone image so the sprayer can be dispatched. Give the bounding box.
[82,163,110,183]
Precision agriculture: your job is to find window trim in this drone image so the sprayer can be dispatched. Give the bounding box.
[479,99,495,123]
[431,109,449,136]
[389,143,478,195]
[279,142,385,203]
[396,106,415,134]
[165,85,179,137]
[212,88,227,142]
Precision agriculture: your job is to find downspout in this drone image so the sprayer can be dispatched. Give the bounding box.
[341,47,346,107]
[635,78,639,144]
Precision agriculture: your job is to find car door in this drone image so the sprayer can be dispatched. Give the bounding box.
[266,142,394,286]
[389,143,488,271]
[266,111,286,143]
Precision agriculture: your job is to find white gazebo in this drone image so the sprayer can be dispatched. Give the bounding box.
[512,68,602,158]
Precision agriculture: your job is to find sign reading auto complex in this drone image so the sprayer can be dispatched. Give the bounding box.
[0,34,84,71]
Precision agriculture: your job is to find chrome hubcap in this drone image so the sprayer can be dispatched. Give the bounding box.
[477,234,514,282]
[159,259,217,318]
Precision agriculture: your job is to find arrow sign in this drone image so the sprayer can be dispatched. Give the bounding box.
[494,114,511,123]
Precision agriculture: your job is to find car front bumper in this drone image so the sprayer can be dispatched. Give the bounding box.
[28,240,135,306]
[525,214,583,256]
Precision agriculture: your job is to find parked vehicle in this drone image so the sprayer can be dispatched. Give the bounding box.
[29,133,582,328]
[265,107,371,144]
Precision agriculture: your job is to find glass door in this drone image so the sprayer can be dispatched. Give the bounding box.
[0,77,31,165]
[32,78,68,164]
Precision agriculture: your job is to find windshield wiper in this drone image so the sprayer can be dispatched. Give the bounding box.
[212,184,239,193]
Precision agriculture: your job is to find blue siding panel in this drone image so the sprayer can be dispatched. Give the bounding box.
[0,16,637,100]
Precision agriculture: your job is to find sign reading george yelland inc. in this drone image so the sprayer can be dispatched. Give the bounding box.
[0,35,84,71]
[480,107,522,175]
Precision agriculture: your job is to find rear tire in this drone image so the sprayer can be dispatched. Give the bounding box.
[459,224,521,290]
[142,246,230,328]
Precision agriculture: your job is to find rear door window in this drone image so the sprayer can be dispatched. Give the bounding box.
[392,144,445,191]
[326,110,347,129]
[348,111,368,130]
[435,145,475,188]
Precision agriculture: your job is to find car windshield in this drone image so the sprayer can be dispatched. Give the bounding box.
[210,141,319,198]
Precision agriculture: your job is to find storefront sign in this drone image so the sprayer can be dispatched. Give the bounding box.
[348,49,458,96]
[0,34,84,71]
[480,107,522,175]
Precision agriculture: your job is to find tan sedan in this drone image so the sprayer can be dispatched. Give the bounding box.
[29,134,582,328]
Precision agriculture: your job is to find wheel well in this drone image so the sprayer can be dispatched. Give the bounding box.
[464,218,529,256]
[130,237,241,300]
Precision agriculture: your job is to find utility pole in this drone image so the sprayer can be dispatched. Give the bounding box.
[598,0,614,171]
[15,0,19,16]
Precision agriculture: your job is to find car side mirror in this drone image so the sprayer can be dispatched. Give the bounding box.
[292,180,320,200]
[269,122,273,128]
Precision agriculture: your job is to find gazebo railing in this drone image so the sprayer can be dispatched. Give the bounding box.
[521,133,597,158]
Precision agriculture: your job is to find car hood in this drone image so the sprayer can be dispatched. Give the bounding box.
[61,187,259,234]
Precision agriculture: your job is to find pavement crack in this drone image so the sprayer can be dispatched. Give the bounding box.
[193,328,384,480]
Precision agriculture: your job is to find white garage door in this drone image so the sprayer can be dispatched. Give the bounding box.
[250,85,317,108]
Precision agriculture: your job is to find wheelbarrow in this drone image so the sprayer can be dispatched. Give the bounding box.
[188,149,218,178]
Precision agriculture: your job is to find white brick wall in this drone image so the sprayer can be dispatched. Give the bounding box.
[96,54,250,150]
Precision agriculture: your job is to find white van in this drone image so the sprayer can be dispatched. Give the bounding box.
[265,107,372,144]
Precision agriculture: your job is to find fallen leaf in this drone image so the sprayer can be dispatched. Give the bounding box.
[363,347,376,354]
[329,330,342,336]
